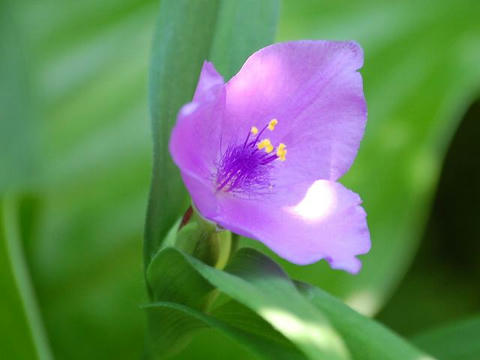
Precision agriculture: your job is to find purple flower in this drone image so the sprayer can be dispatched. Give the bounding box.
[169,41,370,273]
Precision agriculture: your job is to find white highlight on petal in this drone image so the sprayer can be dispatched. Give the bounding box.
[289,180,337,221]
[180,102,198,117]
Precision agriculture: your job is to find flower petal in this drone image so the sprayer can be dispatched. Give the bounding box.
[193,61,225,102]
[223,41,366,182]
[169,62,225,179]
[212,180,370,273]
[181,171,218,219]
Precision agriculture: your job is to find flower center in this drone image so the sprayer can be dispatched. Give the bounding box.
[216,119,287,194]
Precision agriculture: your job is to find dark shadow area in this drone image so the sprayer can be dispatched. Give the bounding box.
[377,98,480,335]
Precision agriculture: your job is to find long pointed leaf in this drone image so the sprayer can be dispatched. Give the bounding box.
[144,0,279,267]
[412,315,480,360]
[148,247,350,360]
[146,246,305,359]
[0,197,52,360]
[296,282,432,360]
[269,0,480,315]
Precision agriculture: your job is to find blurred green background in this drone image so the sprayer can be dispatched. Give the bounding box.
[1,0,479,359]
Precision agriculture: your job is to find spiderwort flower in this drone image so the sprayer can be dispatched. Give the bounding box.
[169,41,370,273]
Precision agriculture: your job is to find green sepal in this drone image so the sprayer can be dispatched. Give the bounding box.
[171,206,232,270]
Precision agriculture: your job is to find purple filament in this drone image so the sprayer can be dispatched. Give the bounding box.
[216,126,278,194]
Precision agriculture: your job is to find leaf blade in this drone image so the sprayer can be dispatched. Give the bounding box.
[412,315,480,360]
[297,282,432,360]
[146,247,305,359]
[145,0,222,267]
[0,197,53,360]
[241,0,480,315]
[148,247,351,360]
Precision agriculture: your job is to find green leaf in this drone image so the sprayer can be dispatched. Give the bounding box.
[20,1,158,358]
[296,282,431,360]
[0,2,50,358]
[210,299,305,360]
[145,301,306,360]
[145,0,222,267]
[145,0,279,267]
[147,247,433,359]
[0,197,52,360]
[9,0,278,357]
[240,0,480,315]
[146,247,305,359]
[147,244,215,310]
[209,0,279,79]
[0,0,37,192]
[218,249,349,360]
[412,315,480,360]
[148,247,350,360]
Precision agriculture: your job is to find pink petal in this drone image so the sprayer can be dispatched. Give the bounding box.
[169,62,226,179]
[223,41,367,182]
[193,61,225,102]
[212,180,370,273]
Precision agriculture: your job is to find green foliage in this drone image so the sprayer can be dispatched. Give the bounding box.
[298,285,429,360]
[15,0,159,358]
[412,315,480,360]
[2,0,479,358]
[146,0,221,268]
[0,2,49,358]
[0,0,36,192]
[145,0,279,266]
[145,247,430,359]
[240,0,480,315]
[186,249,349,360]
[146,247,306,359]
[376,99,480,335]
[0,197,52,360]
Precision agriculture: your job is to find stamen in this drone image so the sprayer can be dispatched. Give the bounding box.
[216,122,287,195]
[260,154,278,164]
[268,119,278,131]
[258,139,273,153]
[276,143,287,161]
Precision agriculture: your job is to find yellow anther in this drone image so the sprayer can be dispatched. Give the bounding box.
[258,139,273,153]
[250,126,258,135]
[268,118,278,131]
[276,143,287,161]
